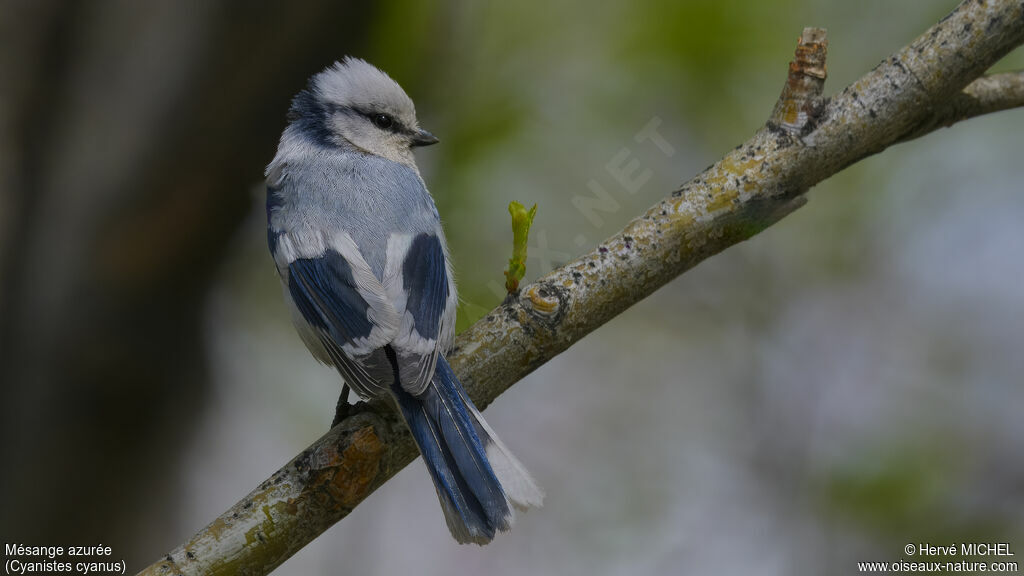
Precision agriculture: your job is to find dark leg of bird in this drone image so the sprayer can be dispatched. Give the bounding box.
[331,384,351,428]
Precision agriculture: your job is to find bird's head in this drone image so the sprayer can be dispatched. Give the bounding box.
[289,57,438,166]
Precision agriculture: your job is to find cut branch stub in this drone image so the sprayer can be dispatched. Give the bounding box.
[770,27,829,134]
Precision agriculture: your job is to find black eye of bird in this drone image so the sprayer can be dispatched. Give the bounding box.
[371,113,394,130]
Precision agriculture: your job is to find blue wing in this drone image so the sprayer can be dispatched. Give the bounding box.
[289,252,376,344]
[286,248,398,397]
[402,233,449,340]
[390,232,454,395]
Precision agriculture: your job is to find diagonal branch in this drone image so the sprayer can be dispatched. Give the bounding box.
[898,70,1024,142]
[138,1,1024,574]
[958,71,1024,116]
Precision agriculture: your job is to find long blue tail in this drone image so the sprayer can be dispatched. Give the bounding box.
[390,356,543,544]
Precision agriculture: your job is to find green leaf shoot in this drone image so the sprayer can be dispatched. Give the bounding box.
[503,201,537,294]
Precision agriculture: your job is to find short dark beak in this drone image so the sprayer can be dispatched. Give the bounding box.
[411,129,439,147]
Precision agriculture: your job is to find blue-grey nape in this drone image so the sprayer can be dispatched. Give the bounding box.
[402,233,448,339]
[287,88,336,148]
[288,251,375,342]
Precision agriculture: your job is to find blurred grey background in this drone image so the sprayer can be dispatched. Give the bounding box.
[2,1,1022,574]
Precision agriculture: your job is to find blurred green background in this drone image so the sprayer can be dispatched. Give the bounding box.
[2,1,1022,574]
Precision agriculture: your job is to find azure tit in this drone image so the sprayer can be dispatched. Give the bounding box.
[265,58,543,544]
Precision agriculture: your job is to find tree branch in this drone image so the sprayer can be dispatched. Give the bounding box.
[961,71,1024,115]
[899,70,1024,142]
[139,1,1024,574]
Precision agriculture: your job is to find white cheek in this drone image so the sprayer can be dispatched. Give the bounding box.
[335,117,371,147]
[334,118,418,169]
